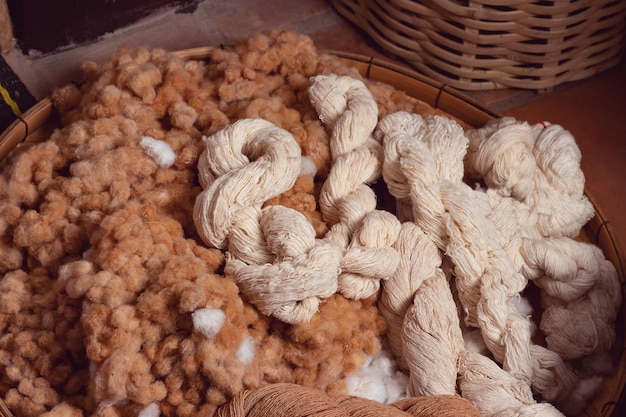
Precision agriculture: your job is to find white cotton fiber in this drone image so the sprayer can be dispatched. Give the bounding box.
[237,335,256,365]
[558,376,603,416]
[507,294,537,335]
[300,155,317,177]
[138,402,160,417]
[345,346,410,404]
[140,136,176,168]
[192,308,226,339]
[508,294,533,317]
[463,329,488,355]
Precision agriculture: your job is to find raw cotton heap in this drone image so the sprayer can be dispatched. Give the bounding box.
[0,30,464,417]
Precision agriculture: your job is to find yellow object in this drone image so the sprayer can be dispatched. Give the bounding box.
[0,82,21,117]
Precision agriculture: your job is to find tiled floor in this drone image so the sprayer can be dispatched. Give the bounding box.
[2,0,625,247]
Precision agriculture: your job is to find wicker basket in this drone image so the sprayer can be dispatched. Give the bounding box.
[0,51,624,417]
[332,0,626,90]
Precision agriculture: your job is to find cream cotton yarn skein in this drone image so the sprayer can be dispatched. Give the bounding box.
[377,111,576,401]
[193,118,342,324]
[465,118,622,361]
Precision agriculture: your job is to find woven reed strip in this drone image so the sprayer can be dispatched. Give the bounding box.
[332,0,626,90]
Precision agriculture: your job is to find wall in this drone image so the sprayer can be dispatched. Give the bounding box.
[5,0,201,54]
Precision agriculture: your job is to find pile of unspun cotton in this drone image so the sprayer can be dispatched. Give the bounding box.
[0,28,621,417]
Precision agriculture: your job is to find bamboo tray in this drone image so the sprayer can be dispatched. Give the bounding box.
[0,50,624,417]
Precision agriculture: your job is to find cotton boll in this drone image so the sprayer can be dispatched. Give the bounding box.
[138,402,160,417]
[237,335,256,365]
[557,376,603,416]
[97,398,129,411]
[345,346,410,404]
[345,366,388,404]
[140,136,176,168]
[507,294,537,335]
[463,329,488,355]
[192,308,226,339]
[507,294,533,317]
[344,361,388,403]
[300,155,317,177]
[385,370,410,403]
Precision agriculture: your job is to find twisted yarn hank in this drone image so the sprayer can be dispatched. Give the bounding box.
[216,383,481,417]
[458,350,566,417]
[378,112,576,401]
[194,118,301,250]
[378,222,443,369]
[522,237,621,360]
[225,205,343,324]
[466,118,622,361]
[402,266,464,397]
[465,118,594,238]
[309,74,401,299]
[193,118,342,323]
[378,221,463,398]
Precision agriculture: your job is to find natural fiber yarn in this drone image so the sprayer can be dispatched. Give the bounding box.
[402,273,464,397]
[465,119,594,238]
[378,223,443,368]
[194,118,301,250]
[336,210,402,299]
[309,74,401,299]
[377,221,464,398]
[458,350,566,417]
[193,118,342,323]
[466,118,622,361]
[378,111,576,401]
[215,383,481,417]
[391,395,481,417]
[225,205,343,324]
[522,237,622,360]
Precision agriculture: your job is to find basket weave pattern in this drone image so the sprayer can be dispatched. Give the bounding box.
[332,0,626,90]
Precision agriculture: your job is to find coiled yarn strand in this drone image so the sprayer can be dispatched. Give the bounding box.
[193,118,342,324]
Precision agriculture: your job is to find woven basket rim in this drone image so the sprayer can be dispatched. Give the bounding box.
[0,48,624,417]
